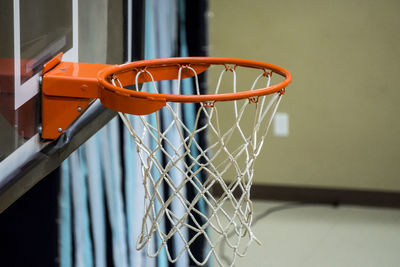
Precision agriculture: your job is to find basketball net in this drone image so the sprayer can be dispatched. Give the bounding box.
[113,65,283,266]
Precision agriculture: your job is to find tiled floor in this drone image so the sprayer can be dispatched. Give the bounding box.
[214,201,400,267]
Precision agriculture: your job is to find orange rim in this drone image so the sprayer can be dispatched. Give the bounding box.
[97,57,292,103]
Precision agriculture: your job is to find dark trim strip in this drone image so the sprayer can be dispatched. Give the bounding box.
[213,183,400,209]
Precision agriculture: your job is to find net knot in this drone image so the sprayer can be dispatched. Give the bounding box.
[202,100,216,107]
[248,96,259,104]
[178,64,191,69]
[263,70,272,77]
[224,64,237,72]
[136,66,147,72]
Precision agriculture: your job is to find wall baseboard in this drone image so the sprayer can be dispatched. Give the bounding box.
[213,183,400,209]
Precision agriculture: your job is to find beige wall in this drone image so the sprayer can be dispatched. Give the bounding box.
[210,0,400,191]
[79,0,124,64]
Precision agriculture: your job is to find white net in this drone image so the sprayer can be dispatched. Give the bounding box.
[112,64,284,266]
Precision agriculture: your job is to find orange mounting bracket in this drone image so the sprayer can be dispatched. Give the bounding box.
[41,53,109,139]
[41,53,167,139]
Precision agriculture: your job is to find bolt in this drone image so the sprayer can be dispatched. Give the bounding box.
[58,128,62,133]
[81,84,88,91]
[77,106,82,112]
[39,76,42,90]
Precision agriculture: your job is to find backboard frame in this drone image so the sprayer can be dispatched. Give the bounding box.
[13,0,79,109]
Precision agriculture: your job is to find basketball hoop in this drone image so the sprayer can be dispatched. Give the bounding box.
[41,55,292,266]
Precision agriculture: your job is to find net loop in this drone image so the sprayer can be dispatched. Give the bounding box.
[135,68,158,92]
[111,75,123,88]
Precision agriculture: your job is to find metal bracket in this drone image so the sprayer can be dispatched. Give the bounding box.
[41,53,108,139]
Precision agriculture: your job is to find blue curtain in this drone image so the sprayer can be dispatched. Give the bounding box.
[58,0,208,266]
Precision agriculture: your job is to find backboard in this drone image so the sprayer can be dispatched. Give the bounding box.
[0,0,141,212]
[0,0,77,162]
